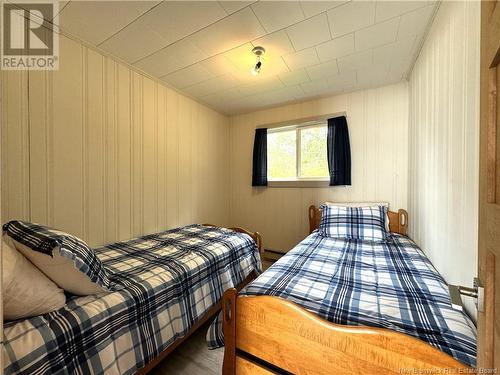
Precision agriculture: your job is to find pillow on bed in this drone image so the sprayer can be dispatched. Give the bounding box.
[318,204,388,242]
[2,237,66,320]
[3,221,110,295]
[324,201,390,232]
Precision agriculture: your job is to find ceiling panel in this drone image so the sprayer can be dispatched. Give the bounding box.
[58,1,159,45]
[199,54,240,77]
[238,76,285,96]
[257,85,305,104]
[134,39,208,77]
[299,0,348,18]
[51,0,438,115]
[300,79,330,95]
[305,60,339,81]
[286,13,331,51]
[133,1,228,47]
[200,87,246,108]
[354,17,399,51]
[278,69,311,86]
[373,35,417,67]
[356,64,391,88]
[252,31,295,55]
[315,33,355,62]
[375,0,429,22]
[183,74,240,97]
[282,47,320,70]
[398,4,436,39]
[328,70,357,90]
[251,1,305,33]
[188,7,265,56]
[327,1,376,38]
[337,49,373,72]
[99,1,228,63]
[99,17,170,62]
[161,64,216,89]
[218,1,256,15]
[298,72,354,98]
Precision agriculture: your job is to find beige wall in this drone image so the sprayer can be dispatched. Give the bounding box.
[229,82,409,252]
[1,34,230,247]
[408,1,480,316]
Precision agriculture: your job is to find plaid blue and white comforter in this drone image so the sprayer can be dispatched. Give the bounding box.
[3,224,261,375]
[208,232,476,367]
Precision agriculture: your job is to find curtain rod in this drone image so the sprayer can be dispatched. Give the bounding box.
[256,111,347,129]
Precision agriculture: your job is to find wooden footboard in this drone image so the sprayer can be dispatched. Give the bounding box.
[222,289,470,375]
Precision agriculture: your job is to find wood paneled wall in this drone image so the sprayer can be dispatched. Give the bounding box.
[408,1,480,317]
[1,34,230,247]
[229,83,409,252]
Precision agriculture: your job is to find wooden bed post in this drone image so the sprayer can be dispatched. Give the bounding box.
[308,205,321,234]
[228,227,263,256]
[222,288,237,375]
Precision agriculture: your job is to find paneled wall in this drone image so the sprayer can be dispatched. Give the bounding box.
[1,34,230,247]
[408,1,480,316]
[229,82,409,252]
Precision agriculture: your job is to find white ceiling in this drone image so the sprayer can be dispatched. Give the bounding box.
[53,0,437,115]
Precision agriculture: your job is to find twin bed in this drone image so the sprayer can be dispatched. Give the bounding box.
[3,205,476,374]
[218,206,476,374]
[3,224,261,374]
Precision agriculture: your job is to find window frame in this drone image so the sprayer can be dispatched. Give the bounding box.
[267,120,329,184]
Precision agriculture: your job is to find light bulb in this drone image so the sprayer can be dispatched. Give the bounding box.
[250,46,265,76]
[251,60,262,76]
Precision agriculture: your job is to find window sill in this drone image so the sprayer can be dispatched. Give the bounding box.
[268,180,330,188]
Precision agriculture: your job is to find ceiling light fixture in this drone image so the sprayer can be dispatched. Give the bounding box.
[251,46,265,76]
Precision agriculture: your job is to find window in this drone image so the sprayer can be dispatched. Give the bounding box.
[267,122,329,182]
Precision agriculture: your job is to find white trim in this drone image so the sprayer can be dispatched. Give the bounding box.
[267,120,326,133]
[296,127,302,178]
[258,112,346,130]
[268,180,330,188]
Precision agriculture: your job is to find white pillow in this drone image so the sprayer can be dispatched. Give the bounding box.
[3,220,110,295]
[2,237,66,320]
[9,238,108,295]
[325,201,390,231]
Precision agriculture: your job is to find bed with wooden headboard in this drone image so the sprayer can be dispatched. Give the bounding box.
[221,205,474,374]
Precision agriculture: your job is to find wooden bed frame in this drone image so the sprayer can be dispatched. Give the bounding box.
[137,225,262,374]
[222,206,471,374]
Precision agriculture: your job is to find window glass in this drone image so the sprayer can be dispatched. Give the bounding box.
[299,126,329,178]
[267,129,296,180]
[267,123,329,181]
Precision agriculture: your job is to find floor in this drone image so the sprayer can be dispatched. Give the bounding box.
[150,322,223,375]
[150,259,276,375]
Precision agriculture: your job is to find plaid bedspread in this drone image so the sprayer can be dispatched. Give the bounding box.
[208,232,476,367]
[3,224,261,375]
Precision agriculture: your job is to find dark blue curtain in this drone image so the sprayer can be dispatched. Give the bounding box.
[327,116,351,186]
[252,128,268,186]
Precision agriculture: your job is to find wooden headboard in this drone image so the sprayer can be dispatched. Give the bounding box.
[308,205,408,235]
